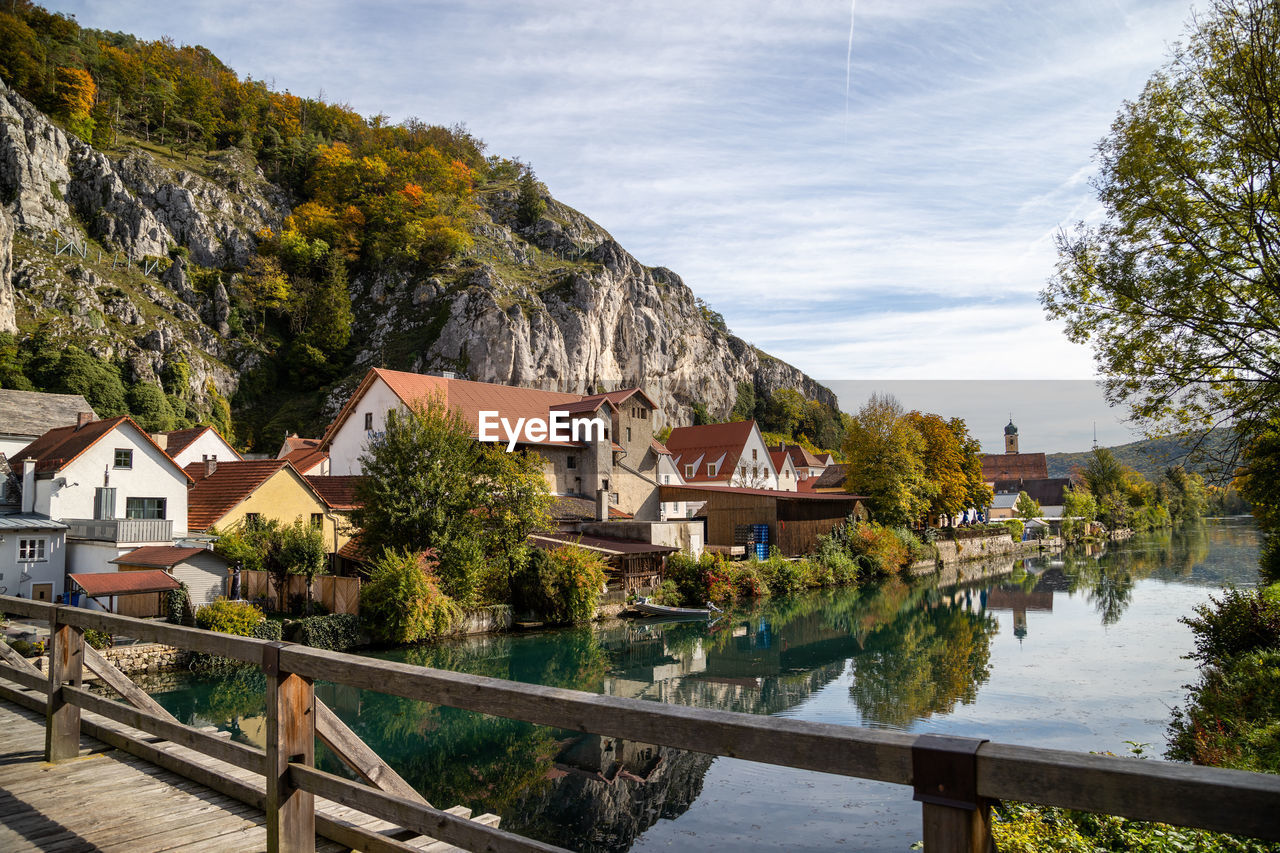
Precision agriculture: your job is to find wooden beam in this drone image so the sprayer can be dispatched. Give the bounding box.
[45,609,84,762]
[290,763,568,853]
[266,644,315,853]
[0,638,45,678]
[315,697,429,805]
[82,644,181,723]
[920,802,995,853]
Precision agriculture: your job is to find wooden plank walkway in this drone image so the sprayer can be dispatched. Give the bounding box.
[0,693,496,852]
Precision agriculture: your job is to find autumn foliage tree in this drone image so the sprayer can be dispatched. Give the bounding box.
[842,394,928,527]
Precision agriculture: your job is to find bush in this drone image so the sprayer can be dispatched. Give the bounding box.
[288,613,362,651]
[166,582,190,625]
[1003,519,1025,543]
[1181,586,1280,666]
[757,549,804,597]
[541,545,609,624]
[252,618,284,642]
[665,552,712,606]
[728,561,768,599]
[84,629,112,650]
[195,599,265,636]
[1167,649,1280,773]
[9,639,42,657]
[360,549,462,643]
[1260,535,1280,584]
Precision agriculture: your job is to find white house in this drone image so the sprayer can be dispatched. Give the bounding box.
[768,450,800,492]
[665,420,780,491]
[0,388,94,458]
[653,442,689,520]
[158,425,243,469]
[0,514,68,601]
[11,414,192,576]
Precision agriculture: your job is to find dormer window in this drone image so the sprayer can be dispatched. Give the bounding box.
[707,462,718,477]
[686,464,695,478]
[113,449,133,469]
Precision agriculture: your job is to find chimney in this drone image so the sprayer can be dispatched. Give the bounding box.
[152,432,169,450]
[203,457,218,479]
[596,488,609,522]
[21,459,36,514]
[76,411,94,430]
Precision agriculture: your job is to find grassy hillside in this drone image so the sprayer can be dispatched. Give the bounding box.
[1047,428,1237,485]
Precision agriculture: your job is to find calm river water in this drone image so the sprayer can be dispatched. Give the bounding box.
[150,519,1263,852]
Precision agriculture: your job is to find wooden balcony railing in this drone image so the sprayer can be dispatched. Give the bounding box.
[1,594,1278,853]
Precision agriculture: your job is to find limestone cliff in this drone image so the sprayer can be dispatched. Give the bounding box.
[0,73,835,434]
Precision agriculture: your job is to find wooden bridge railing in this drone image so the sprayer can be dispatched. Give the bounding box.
[2,594,1279,853]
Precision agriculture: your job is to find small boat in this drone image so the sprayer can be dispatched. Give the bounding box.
[624,599,720,621]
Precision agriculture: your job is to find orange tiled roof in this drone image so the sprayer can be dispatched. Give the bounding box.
[279,434,322,458]
[769,443,823,469]
[664,420,759,483]
[111,545,218,569]
[70,570,181,596]
[306,475,365,511]
[282,447,328,474]
[981,453,1049,481]
[325,368,651,450]
[13,415,192,481]
[650,439,671,456]
[186,459,312,531]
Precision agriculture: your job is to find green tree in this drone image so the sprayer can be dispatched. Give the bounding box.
[730,381,756,422]
[1041,0,1280,454]
[841,394,927,526]
[1013,491,1043,521]
[126,382,176,432]
[475,445,552,604]
[360,549,461,643]
[354,395,488,602]
[515,168,546,227]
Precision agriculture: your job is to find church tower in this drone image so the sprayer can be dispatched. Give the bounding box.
[1004,418,1019,454]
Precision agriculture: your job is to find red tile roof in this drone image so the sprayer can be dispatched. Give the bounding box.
[282,447,328,474]
[111,545,218,569]
[280,434,321,457]
[769,444,824,469]
[664,420,759,483]
[306,475,365,511]
[12,415,192,480]
[186,459,315,531]
[981,453,1049,481]
[768,450,794,475]
[323,368,652,450]
[650,439,671,456]
[70,570,182,596]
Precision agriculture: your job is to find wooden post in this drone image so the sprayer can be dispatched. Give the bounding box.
[264,641,315,853]
[45,607,85,762]
[912,734,995,853]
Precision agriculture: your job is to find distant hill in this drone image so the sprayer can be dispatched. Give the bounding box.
[1046,428,1237,485]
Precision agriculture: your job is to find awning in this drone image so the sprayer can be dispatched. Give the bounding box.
[69,570,181,596]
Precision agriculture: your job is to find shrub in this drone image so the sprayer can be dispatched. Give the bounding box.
[288,614,362,651]
[9,639,41,657]
[195,599,265,636]
[1002,519,1025,543]
[1167,649,1280,773]
[758,549,804,597]
[361,549,462,643]
[252,618,284,642]
[800,558,835,589]
[542,545,609,624]
[166,582,190,625]
[728,561,768,599]
[705,559,735,604]
[665,552,711,606]
[84,629,112,650]
[1181,587,1280,666]
[1260,535,1280,584]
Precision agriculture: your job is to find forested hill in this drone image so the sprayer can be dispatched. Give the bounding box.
[1046,429,1236,485]
[0,3,844,452]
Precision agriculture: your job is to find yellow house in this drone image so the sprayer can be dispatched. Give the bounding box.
[185,459,344,554]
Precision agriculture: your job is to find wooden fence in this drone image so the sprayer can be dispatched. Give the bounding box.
[238,570,361,615]
[1,593,1278,853]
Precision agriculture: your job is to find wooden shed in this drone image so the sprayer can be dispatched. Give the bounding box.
[658,484,868,557]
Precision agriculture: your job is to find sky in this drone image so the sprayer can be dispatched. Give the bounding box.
[54,0,1204,452]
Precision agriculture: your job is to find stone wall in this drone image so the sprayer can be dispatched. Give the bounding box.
[449,605,512,637]
[100,642,184,675]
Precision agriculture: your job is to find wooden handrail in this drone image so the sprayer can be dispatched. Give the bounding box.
[4,594,1280,851]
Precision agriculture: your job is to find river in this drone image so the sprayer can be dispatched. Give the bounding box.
[148,519,1262,851]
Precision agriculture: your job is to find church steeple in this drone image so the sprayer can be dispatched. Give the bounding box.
[1004,416,1019,454]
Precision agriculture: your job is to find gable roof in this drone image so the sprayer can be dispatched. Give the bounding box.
[770,444,824,469]
[664,420,761,483]
[769,450,797,475]
[323,368,646,450]
[282,447,328,474]
[0,389,94,438]
[162,425,242,461]
[112,545,225,569]
[12,415,192,481]
[982,452,1049,481]
[185,459,322,531]
[306,475,365,511]
[279,434,322,458]
[581,387,659,410]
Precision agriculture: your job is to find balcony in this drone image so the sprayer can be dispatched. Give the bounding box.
[64,518,174,544]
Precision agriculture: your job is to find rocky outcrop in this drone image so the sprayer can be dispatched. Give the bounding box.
[0,207,14,334]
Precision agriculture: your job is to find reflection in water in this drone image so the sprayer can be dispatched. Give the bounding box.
[146,520,1262,852]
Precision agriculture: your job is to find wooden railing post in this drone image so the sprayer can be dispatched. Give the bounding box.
[264,641,315,853]
[912,734,995,853]
[45,605,85,762]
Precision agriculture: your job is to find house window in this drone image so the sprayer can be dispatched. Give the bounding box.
[686,464,695,478]
[114,448,133,469]
[567,455,577,469]
[364,412,374,430]
[752,449,758,461]
[311,513,323,528]
[626,427,632,442]
[125,497,166,520]
[17,538,46,561]
[663,475,670,484]
[707,462,718,477]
